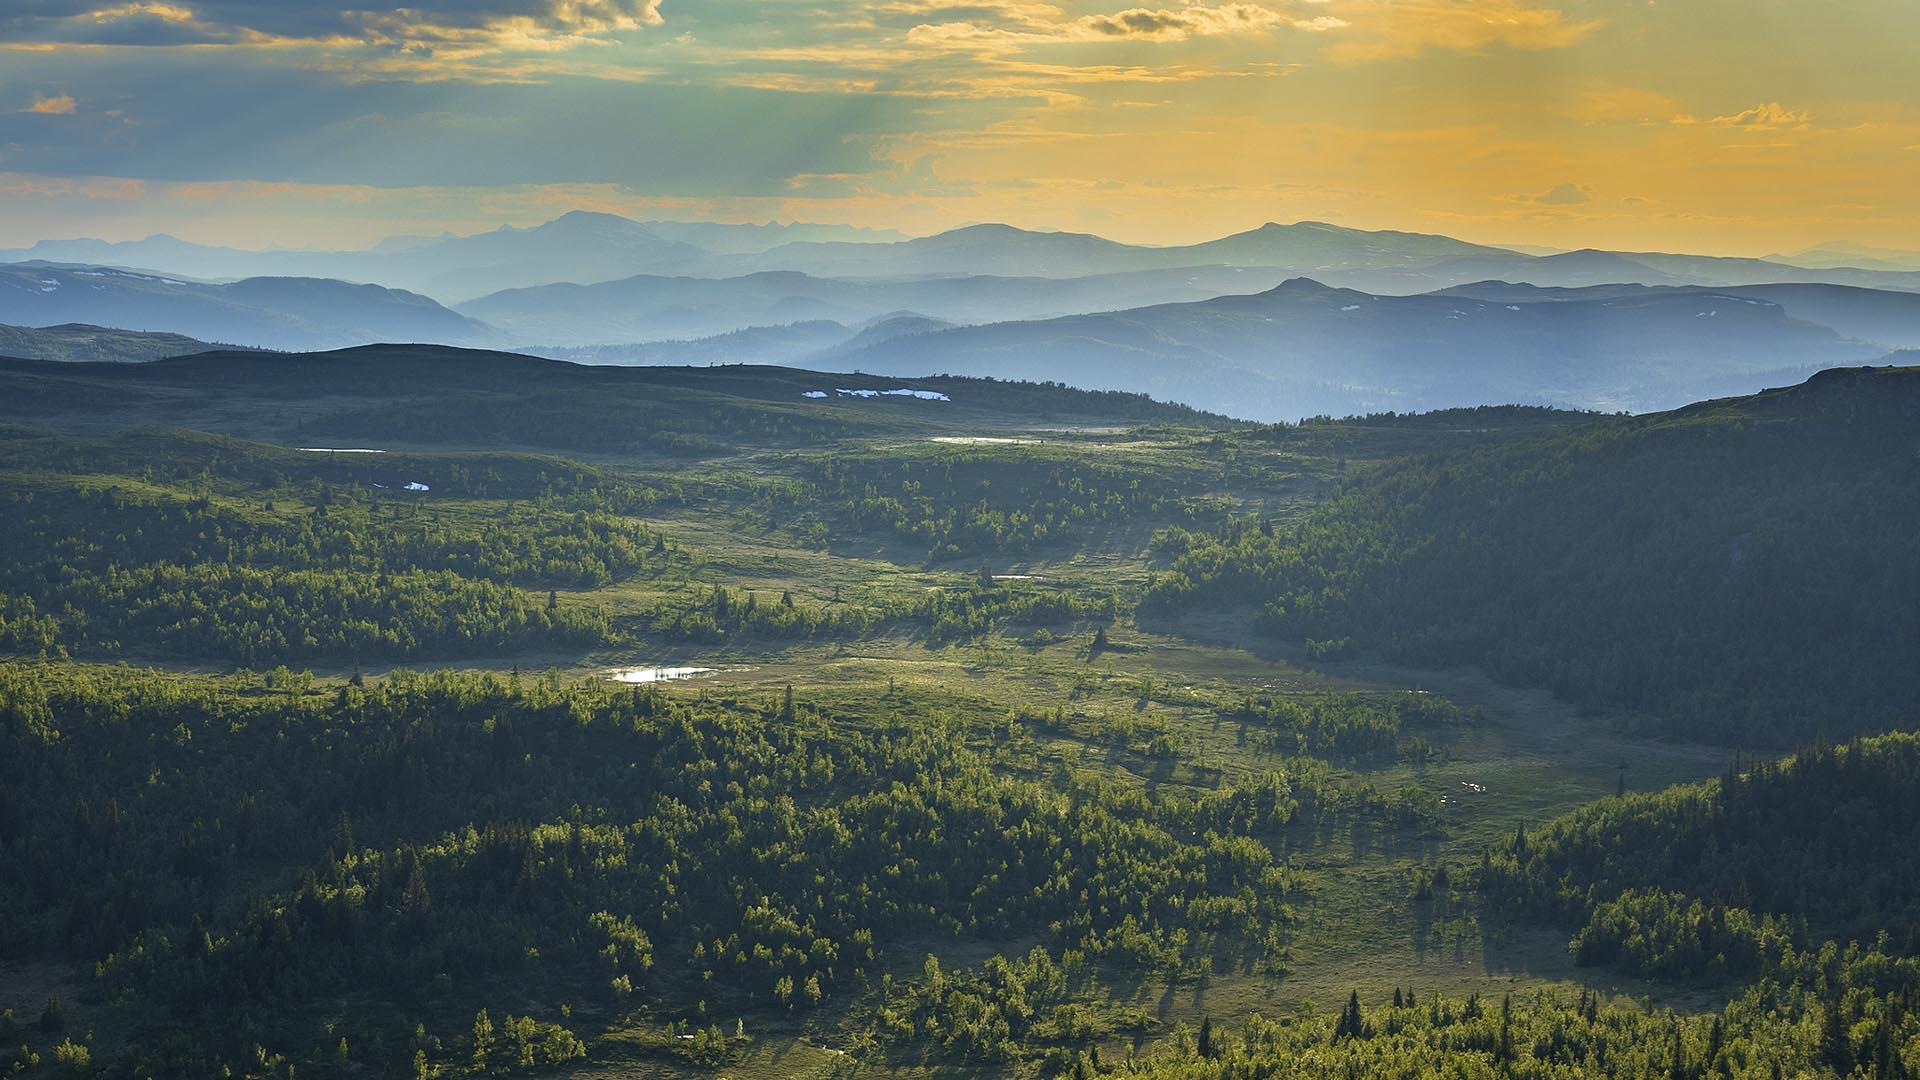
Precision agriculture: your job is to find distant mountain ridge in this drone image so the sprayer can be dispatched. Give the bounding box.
[0,264,488,351]
[18,212,1920,307]
[816,277,1893,419]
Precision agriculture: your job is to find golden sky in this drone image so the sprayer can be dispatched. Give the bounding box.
[2,0,1917,254]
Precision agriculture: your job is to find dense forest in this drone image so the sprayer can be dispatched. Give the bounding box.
[0,663,1451,1076]
[1144,367,1920,742]
[764,448,1239,561]
[2,353,1917,1078]
[1481,734,1920,979]
[0,431,661,663]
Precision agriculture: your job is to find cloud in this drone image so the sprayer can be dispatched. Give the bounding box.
[1318,0,1601,62]
[24,94,77,114]
[1687,102,1812,131]
[906,2,1330,51]
[1527,181,1589,205]
[0,1,666,55]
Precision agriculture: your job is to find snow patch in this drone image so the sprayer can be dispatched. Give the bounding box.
[1340,304,1361,312]
[811,387,951,402]
[609,666,715,684]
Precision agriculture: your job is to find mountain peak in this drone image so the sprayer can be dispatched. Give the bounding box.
[1263,276,1337,293]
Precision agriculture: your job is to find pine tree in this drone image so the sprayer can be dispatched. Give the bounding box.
[1335,991,1368,1041]
[1198,1016,1215,1058]
[472,1009,492,1068]
[1497,992,1513,1062]
[1822,1001,1854,1074]
[38,995,62,1034]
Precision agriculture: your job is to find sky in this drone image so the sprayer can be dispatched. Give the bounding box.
[1,0,1917,254]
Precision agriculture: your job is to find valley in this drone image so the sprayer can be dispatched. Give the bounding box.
[3,346,1912,1077]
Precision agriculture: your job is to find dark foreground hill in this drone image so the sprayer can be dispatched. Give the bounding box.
[1144,364,1920,742]
[0,322,238,364]
[0,343,1227,454]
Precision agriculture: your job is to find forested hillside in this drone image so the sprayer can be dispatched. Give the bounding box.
[0,663,1425,1076]
[1484,734,1920,975]
[1,356,1914,1079]
[0,427,657,663]
[0,323,232,364]
[1145,366,1920,742]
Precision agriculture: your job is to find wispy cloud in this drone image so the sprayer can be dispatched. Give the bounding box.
[23,94,78,114]
[1673,102,1812,131]
[1514,180,1590,205]
[0,1,667,65]
[1317,0,1601,62]
[904,3,1331,51]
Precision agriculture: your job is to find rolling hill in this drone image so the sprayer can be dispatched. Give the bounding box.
[1144,363,1920,741]
[454,265,1296,345]
[0,264,491,351]
[0,322,239,364]
[0,343,1227,454]
[1433,280,1920,351]
[0,212,907,301]
[818,277,1885,419]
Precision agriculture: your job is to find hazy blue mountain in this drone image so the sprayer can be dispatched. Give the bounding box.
[532,321,856,366]
[1418,248,1920,294]
[18,215,1920,313]
[633,219,909,253]
[0,213,905,302]
[1435,280,1920,350]
[1769,242,1920,272]
[0,322,242,363]
[836,312,959,351]
[733,220,1521,281]
[1173,220,1505,269]
[818,277,1883,420]
[456,266,1301,345]
[0,264,490,351]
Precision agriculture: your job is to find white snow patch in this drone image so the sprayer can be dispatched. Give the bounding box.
[1340,304,1361,312]
[816,387,950,402]
[1506,304,1521,311]
[403,481,430,492]
[609,666,715,684]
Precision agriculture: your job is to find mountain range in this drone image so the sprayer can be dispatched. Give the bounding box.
[14,212,1920,308]
[817,279,1904,418]
[0,264,488,351]
[10,212,1920,420]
